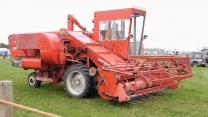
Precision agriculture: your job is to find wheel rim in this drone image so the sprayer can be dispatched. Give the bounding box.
[67,71,86,95]
[29,75,36,86]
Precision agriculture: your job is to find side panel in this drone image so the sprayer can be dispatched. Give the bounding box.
[8,34,37,57]
[16,34,38,49]
[68,31,97,47]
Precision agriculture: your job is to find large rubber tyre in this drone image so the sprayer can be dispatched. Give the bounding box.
[28,72,41,88]
[192,62,198,67]
[10,57,23,67]
[64,64,95,98]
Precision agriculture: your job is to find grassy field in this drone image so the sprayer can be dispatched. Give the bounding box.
[0,57,208,117]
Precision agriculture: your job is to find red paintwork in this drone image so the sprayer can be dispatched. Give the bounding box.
[8,6,193,102]
[37,33,62,65]
[67,15,86,31]
[22,58,48,70]
[99,40,129,59]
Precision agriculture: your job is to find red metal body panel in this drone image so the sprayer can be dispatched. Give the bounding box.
[68,31,97,44]
[98,84,130,102]
[8,34,31,57]
[37,33,62,65]
[8,32,60,57]
[16,34,38,49]
[22,58,48,70]
[99,40,129,59]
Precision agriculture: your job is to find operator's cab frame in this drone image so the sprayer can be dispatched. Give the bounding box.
[93,6,147,58]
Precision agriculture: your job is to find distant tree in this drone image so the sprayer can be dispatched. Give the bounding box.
[0,43,9,49]
[201,47,208,52]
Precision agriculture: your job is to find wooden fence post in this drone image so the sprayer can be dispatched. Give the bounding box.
[0,80,13,117]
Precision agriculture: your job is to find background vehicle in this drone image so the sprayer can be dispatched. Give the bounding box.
[0,48,8,58]
[8,6,193,102]
[182,52,207,67]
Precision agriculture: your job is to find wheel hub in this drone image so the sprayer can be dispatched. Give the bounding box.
[75,79,80,85]
[29,76,35,86]
[67,71,86,95]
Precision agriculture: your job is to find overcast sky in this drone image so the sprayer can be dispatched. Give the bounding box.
[0,0,208,51]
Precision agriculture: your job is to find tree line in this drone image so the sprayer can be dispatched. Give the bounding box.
[0,43,9,49]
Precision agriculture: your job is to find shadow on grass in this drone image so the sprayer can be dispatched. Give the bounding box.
[30,82,178,105]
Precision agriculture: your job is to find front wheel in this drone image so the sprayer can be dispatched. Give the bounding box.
[64,64,95,98]
[28,72,41,88]
[192,62,198,67]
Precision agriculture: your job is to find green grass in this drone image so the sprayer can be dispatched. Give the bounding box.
[0,57,208,117]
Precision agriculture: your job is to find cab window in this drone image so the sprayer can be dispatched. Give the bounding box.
[99,19,130,40]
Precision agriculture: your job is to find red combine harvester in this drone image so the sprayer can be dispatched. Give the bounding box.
[8,6,193,103]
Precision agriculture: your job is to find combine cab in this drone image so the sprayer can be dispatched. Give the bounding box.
[8,6,193,103]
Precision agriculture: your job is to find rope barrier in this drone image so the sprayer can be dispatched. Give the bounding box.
[0,99,61,117]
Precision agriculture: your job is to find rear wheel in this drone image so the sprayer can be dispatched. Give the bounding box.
[64,64,95,98]
[10,57,23,67]
[201,65,206,67]
[28,72,41,88]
